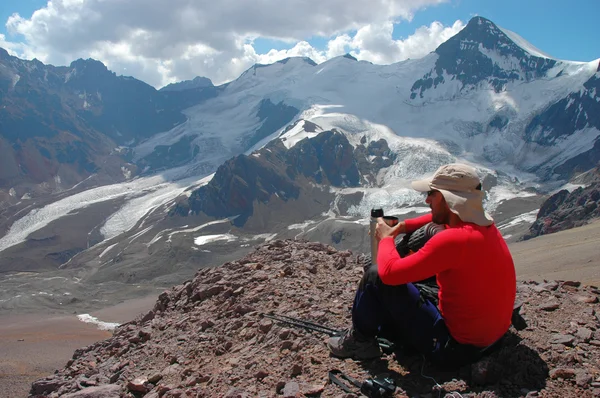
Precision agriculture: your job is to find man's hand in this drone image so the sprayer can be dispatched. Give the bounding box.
[376,218,406,240]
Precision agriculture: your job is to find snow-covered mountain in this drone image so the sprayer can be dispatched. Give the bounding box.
[0,16,599,310]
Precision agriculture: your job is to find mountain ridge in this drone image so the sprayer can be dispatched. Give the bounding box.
[0,15,599,299]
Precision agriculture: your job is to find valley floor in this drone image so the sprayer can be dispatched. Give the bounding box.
[1,220,599,398]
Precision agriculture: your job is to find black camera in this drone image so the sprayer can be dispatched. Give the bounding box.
[360,376,396,397]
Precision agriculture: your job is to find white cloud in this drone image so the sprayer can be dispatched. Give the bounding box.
[1,0,463,88]
[350,20,466,64]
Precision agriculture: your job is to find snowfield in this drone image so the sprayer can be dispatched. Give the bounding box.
[1,21,599,255]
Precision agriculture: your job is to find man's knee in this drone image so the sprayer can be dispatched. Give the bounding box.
[359,264,381,289]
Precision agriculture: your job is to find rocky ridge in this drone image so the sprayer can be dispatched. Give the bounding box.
[30,240,600,398]
[525,165,600,239]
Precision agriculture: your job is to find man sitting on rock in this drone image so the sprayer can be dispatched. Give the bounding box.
[328,163,517,368]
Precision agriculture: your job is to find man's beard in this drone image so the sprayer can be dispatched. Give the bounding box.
[432,208,450,225]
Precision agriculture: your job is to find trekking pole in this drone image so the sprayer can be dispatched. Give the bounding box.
[261,313,396,354]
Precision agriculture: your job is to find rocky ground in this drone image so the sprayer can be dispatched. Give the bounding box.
[29,239,600,398]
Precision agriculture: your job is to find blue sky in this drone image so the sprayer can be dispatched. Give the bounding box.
[1,0,598,87]
[251,0,600,62]
[2,0,599,62]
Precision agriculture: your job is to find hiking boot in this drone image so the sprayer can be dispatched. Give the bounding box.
[328,328,381,359]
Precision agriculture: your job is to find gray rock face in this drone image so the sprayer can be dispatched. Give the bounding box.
[29,240,600,398]
[526,74,600,149]
[0,49,219,190]
[183,130,387,225]
[159,76,214,92]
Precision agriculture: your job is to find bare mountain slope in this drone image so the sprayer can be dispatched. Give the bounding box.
[30,239,600,398]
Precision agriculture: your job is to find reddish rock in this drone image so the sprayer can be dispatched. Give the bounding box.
[61,385,122,397]
[26,240,600,398]
[550,368,576,379]
[126,377,151,393]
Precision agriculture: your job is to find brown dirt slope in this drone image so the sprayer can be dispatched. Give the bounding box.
[511,219,600,286]
[29,239,600,398]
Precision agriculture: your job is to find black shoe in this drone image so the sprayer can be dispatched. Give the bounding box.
[328,328,381,359]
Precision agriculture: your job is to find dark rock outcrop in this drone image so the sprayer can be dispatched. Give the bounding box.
[184,130,390,224]
[0,50,220,191]
[30,240,600,398]
[525,73,600,148]
[524,166,600,239]
[160,76,214,92]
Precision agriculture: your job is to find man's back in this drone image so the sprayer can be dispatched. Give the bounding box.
[434,222,516,346]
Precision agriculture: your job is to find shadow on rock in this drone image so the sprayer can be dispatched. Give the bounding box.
[359,331,549,397]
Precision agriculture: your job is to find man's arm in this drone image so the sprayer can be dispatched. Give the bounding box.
[377,231,460,285]
[404,213,433,233]
[374,213,434,241]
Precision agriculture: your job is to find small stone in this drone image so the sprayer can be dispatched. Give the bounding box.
[61,385,123,398]
[539,301,560,311]
[562,281,581,288]
[550,334,575,346]
[198,375,211,383]
[199,320,214,331]
[254,370,269,380]
[302,384,326,395]
[164,388,184,397]
[157,384,173,395]
[575,295,599,304]
[258,319,273,333]
[576,372,593,388]
[224,388,248,398]
[291,364,302,377]
[576,328,593,342]
[549,368,576,379]
[127,377,150,393]
[282,381,300,398]
[589,340,600,347]
[148,373,163,384]
[138,328,152,341]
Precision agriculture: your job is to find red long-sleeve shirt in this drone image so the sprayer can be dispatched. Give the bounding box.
[377,213,516,347]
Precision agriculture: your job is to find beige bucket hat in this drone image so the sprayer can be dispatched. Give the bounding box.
[411,163,494,226]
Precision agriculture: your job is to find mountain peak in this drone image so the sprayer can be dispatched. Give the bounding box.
[410,16,557,99]
[69,58,110,75]
[276,56,317,67]
[160,76,214,92]
[438,16,553,60]
[0,47,10,60]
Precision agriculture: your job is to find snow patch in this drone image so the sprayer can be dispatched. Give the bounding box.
[280,120,324,149]
[99,243,118,258]
[194,234,237,246]
[499,27,553,59]
[497,210,538,231]
[77,314,120,331]
[121,166,132,179]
